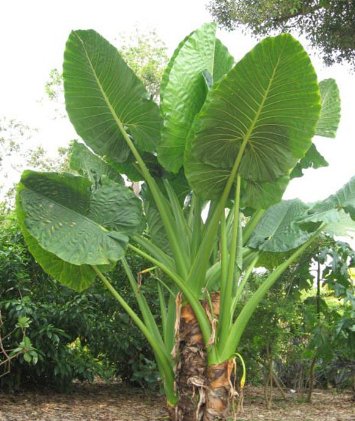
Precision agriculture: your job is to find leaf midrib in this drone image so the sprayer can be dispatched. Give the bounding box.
[234,52,283,173]
[74,32,129,144]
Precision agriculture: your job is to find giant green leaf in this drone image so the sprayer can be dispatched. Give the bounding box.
[213,38,235,83]
[17,171,144,266]
[248,200,312,252]
[290,144,329,178]
[315,79,341,138]
[185,34,321,199]
[160,33,191,104]
[22,228,96,292]
[89,177,144,236]
[70,141,124,184]
[158,23,234,173]
[64,30,161,163]
[17,196,97,292]
[305,176,355,222]
[291,79,340,179]
[324,211,355,239]
[296,178,355,244]
[241,176,289,209]
[327,177,355,220]
[299,208,355,245]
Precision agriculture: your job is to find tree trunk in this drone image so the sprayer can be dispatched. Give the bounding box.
[264,344,273,410]
[171,293,235,421]
[306,260,321,403]
[306,355,317,403]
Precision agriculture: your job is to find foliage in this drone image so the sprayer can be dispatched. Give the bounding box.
[238,244,317,383]
[2,210,352,396]
[0,309,36,379]
[16,23,354,414]
[208,0,355,68]
[240,237,355,393]
[314,240,355,388]
[45,68,64,101]
[0,213,160,390]
[119,28,168,100]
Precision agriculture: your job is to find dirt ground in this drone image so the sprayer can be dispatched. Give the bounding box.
[0,383,354,421]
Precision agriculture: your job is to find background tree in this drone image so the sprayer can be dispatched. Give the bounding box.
[207,0,355,68]
[119,28,169,100]
[0,117,69,208]
[236,236,355,408]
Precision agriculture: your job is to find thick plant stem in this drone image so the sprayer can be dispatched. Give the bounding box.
[121,258,167,357]
[204,360,234,421]
[188,134,250,290]
[174,302,207,420]
[172,293,237,421]
[219,179,241,345]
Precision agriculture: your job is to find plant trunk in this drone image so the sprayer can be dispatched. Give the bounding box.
[171,293,235,421]
[173,302,207,420]
[204,360,234,420]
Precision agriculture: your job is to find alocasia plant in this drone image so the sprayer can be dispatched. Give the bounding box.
[17,23,354,420]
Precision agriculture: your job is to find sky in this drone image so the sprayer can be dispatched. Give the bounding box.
[1,0,354,205]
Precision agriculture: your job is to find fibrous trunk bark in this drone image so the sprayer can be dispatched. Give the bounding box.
[204,360,234,420]
[171,293,234,421]
[173,302,206,420]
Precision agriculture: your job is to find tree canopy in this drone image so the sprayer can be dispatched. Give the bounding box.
[208,0,355,68]
[119,29,168,99]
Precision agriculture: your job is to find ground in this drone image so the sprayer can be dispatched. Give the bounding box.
[0,384,354,421]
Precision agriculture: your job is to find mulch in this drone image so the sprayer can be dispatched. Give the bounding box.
[0,383,354,421]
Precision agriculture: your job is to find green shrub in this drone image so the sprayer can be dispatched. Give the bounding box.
[0,212,159,390]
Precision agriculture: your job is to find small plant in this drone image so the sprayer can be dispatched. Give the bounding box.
[0,312,37,377]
